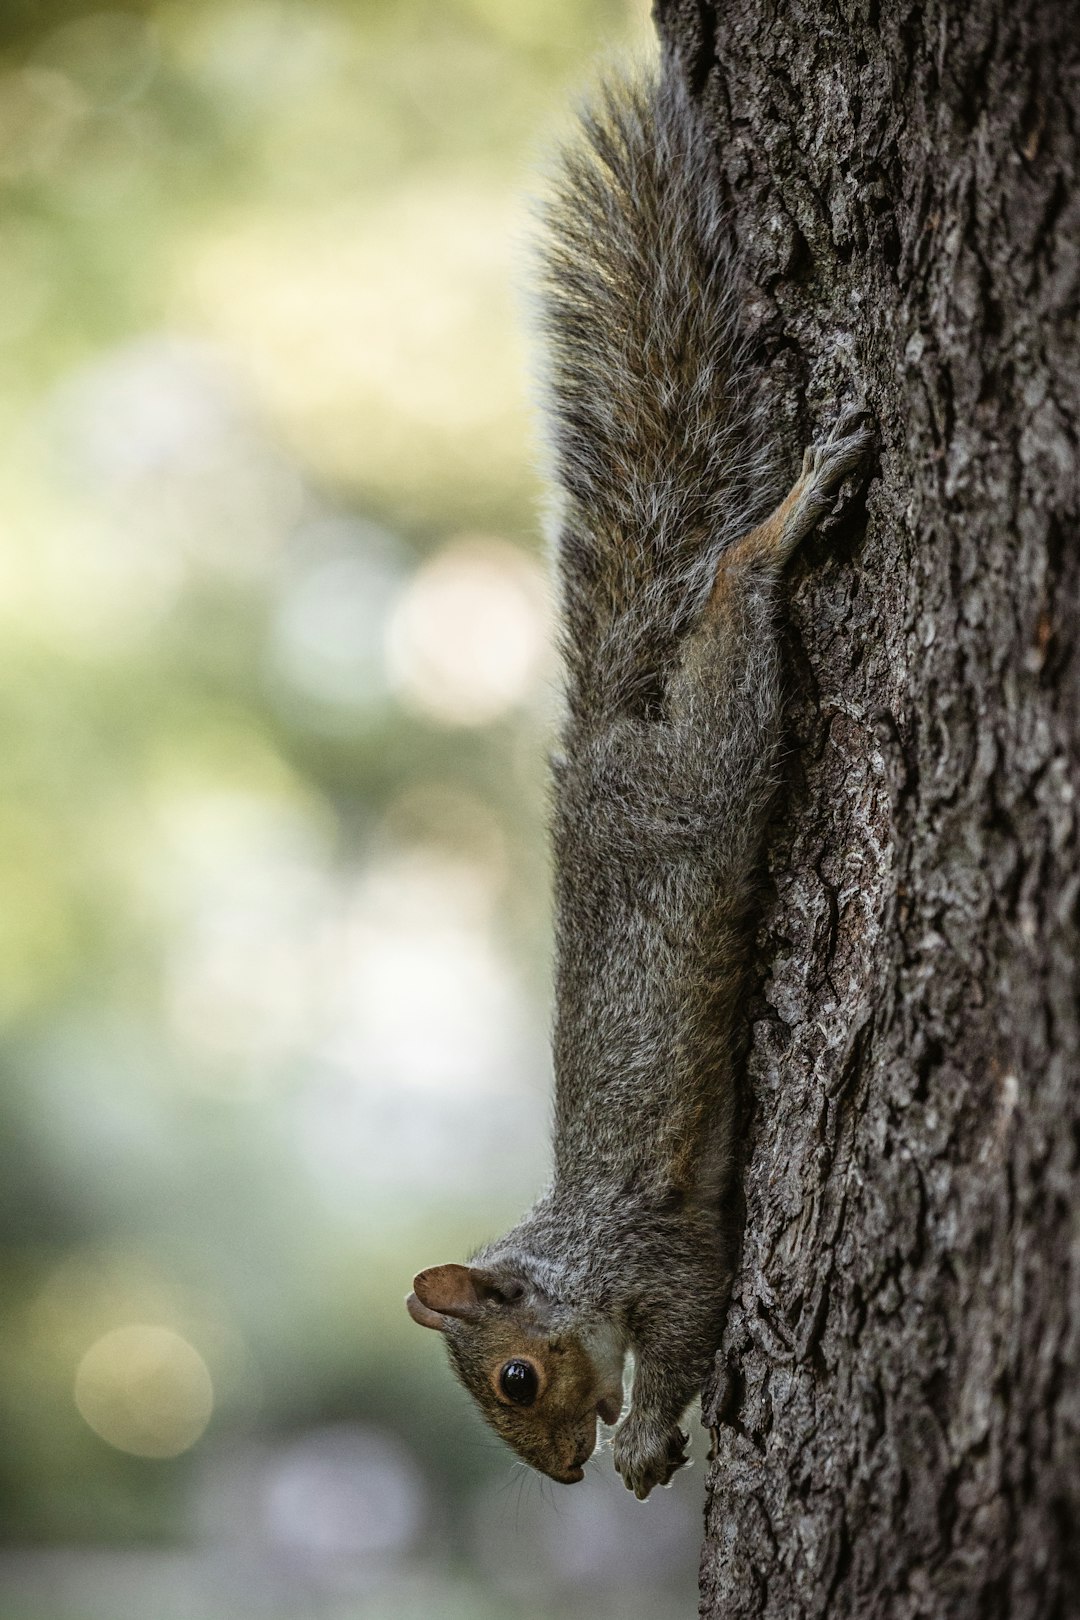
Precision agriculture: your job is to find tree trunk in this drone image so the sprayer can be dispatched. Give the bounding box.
[651,1,1080,1614]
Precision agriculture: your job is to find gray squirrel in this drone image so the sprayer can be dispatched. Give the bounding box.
[405,54,873,1499]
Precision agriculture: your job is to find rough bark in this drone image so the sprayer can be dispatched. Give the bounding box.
[650,1,1080,1614]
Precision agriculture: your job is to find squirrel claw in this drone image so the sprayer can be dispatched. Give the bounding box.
[770,407,875,562]
[801,411,876,489]
[613,1418,690,1500]
[829,402,873,440]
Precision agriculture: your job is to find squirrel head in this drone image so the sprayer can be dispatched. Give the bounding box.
[406,1261,625,1483]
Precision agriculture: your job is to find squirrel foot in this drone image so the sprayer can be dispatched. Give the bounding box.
[790,405,874,544]
[612,1416,690,1500]
[729,406,875,573]
[800,404,875,490]
[780,407,875,557]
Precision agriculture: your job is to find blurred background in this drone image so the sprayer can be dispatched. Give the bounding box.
[0,1,705,1617]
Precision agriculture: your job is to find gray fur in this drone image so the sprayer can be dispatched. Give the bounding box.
[408,54,873,1499]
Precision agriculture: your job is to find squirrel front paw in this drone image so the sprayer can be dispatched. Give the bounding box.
[612,1416,689,1500]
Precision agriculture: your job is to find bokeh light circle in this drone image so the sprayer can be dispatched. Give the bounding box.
[386,537,547,725]
[74,1325,214,1458]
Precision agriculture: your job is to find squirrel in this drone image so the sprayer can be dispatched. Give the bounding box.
[405,54,873,1499]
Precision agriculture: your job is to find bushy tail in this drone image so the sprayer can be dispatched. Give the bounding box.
[535,57,776,722]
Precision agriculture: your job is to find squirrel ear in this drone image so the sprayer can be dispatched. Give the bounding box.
[405,1291,447,1331]
[412,1263,486,1322]
[412,1263,522,1321]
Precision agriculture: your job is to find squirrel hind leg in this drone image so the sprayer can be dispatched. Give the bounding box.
[717,407,875,587]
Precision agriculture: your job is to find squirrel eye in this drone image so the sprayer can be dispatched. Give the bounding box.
[499,1359,538,1406]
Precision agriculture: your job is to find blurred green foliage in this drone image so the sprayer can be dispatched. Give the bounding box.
[0,3,704,1618]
